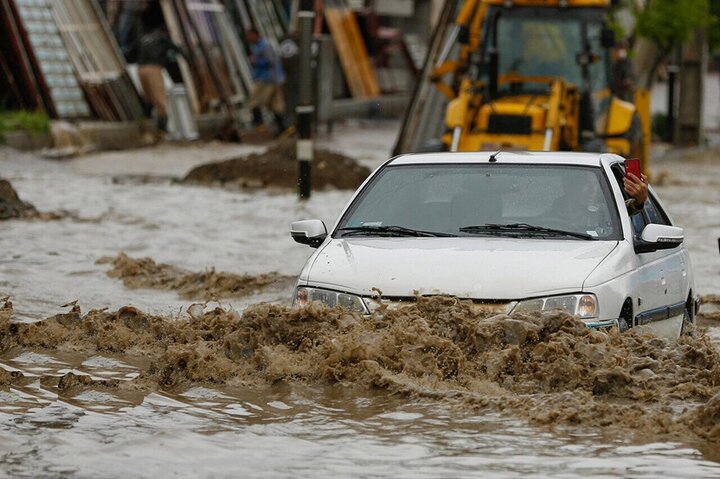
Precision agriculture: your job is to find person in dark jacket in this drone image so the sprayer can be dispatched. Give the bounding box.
[135,6,183,133]
[611,40,636,102]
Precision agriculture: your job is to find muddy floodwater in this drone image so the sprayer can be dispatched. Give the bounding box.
[1,125,719,478]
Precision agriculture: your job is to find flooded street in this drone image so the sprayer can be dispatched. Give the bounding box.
[1,121,719,478]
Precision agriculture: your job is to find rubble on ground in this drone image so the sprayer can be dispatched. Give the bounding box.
[0,178,38,220]
[97,253,294,300]
[182,138,370,190]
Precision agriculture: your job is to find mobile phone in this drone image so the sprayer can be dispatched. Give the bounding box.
[625,158,641,179]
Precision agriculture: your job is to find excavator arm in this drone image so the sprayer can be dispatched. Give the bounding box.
[429,0,488,100]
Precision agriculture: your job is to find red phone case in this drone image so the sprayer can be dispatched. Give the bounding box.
[625,159,641,179]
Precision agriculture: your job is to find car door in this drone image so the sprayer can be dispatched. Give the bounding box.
[643,193,687,310]
[608,163,684,339]
[628,191,686,337]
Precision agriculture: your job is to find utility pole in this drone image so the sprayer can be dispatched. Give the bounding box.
[666,60,678,143]
[296,0,314,199]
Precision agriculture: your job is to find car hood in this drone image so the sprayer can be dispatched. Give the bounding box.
[305,238,618,299]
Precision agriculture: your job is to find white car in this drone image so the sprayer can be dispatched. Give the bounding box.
[291,152,698,340]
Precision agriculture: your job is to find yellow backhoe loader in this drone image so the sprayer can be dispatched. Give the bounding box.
[395,0,650,172]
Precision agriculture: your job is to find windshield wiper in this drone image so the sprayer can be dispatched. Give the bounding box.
[458,223,595,240]
[336,225,457,238]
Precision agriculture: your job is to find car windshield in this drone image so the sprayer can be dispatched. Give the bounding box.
[493,13,609,96]
[497,16,582,89]
[336,164,621,240]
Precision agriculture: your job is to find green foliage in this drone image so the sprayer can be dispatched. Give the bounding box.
[606,17,627,42]
[635,0,710,52]
[607,0,631,40]
[710,0,720,54]
[0,111,50,139]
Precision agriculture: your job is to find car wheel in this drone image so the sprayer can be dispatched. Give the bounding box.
[680,305,694,337]
[618,316,629,333]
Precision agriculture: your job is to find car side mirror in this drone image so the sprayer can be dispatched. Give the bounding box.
[634,224,683,253]
[291,219,327,248]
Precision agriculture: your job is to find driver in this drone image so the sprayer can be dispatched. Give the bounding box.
[549,169,648,231]
[623,171,647,214]
[550,173,606,231]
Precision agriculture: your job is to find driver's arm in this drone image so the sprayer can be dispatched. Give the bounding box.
[623,172,648,215]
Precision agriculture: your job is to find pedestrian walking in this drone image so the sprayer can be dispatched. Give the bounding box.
[245,28,288,136]
[132,5,184,135]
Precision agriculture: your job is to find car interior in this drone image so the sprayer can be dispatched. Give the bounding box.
[340,164,621,239]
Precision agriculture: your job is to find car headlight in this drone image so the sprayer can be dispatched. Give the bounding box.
[511,293,598,319]
[294,286,369,313]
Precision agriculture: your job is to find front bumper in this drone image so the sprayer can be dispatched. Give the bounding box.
[367,297,620,331]
[582,318,619,330]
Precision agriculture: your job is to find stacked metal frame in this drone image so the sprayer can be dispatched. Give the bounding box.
[160,0,254,115]
[393,0,460,154]
[224,0,290,59]
[2,0,91,118]
[245,0,288,51]
[0,0,44,112]
[102,0,288,117]
[51,0,144,121]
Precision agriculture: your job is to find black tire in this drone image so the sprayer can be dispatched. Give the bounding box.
[618,316,630,333]
[618,299,633,333]
[680,306,694,336]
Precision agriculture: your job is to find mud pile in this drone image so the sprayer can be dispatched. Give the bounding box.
[700,295,720,322]
[2,296,720,443]
[0,178,38,220]
[182,139,370,190]
[0,177,77,221]
[97,253,294,300]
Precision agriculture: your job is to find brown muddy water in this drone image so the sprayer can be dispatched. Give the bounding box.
[1,144,719,478]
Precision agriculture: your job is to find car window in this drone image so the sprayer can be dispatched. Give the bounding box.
[609,163,672,235]
[629,197,670,236]
[337,164,622,240]
[630,210,647,235]
[644,195,671,226]
[610,165,648,236]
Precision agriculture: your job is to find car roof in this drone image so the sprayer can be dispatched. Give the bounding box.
[388,151,623,167]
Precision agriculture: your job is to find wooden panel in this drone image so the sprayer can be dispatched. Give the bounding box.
[339,1,379,96]
[324,2,364,97]
[324,0,379,98]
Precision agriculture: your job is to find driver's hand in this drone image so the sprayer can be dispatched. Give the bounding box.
[624,172,648,206]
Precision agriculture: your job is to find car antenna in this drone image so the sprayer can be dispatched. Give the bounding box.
[489,150,501,163]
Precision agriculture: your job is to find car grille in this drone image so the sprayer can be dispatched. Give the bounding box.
[364,297,513,315]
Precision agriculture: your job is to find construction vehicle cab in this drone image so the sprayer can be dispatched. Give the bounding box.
[398,0,650,170]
